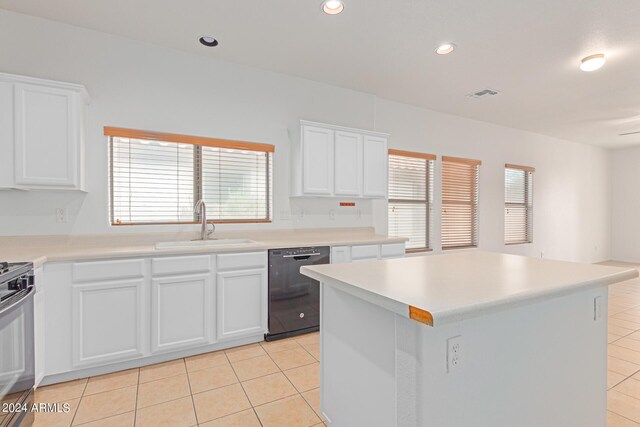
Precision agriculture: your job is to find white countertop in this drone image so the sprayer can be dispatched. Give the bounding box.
[301,251,639,326]
[0,227,406,267]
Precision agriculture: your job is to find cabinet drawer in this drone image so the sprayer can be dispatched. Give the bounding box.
[152,255,211,276]
[73,259,145,283]
[350,245,380,261]
[331,246,351,264]
[217,252,267,271]
[380,243,405,259]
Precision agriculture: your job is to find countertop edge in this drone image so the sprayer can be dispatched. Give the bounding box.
[301,264,639,328]
[23,236,408,268]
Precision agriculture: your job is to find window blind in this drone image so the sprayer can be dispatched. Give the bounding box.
[106,127,273,225]
[388,150,435,251]
[441,156,481,249]
[504,164,534,244]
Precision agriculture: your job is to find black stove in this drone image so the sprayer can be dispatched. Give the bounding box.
[0,262,34,302]
[1,260,36,427]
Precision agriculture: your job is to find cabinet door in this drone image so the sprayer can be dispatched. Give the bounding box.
[302,125,334,195]
[151,274,212,353]
[217,269,267,341]
[331,246,352,264]
[334,131,363,196]
[72,279,145,367]
[363,135,388,197]
[14,83,81,189]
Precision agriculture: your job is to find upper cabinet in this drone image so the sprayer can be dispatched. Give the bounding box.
[0,72,90,191]
[301,125,334,195]
[291,121,388,198]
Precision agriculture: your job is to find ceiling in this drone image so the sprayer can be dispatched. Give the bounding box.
[2,0,639,148]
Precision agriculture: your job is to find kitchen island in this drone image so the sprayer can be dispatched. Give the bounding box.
[301,251,638,427]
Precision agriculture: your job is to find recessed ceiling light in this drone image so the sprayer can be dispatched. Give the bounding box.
[580,53,605,72]
[199,36,219,47]
[436,43,456,55]
[322,0,344,15]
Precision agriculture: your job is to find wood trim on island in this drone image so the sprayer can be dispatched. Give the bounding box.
[104,126,275,153]
[409,306,434,326]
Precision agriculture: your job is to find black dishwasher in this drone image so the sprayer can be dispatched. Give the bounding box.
[265,246,330,341]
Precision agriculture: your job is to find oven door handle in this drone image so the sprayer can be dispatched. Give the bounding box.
[0,285,34,316]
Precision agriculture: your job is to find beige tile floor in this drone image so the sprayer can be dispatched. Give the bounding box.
[29,332,324,427]
[604,262,640,426]
[22,261,640,426]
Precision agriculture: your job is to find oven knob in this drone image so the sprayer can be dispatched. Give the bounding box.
[299,313,305,318]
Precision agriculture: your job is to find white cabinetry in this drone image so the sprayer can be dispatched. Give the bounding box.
[292,121,388,198]
[362,135,388,197]
[351,244,381,262]
[151,273,213,353]
[331,246,352,264]
[72,279,145,367]
[216,252,267,341]
[150,255,213,353]
[0,72,89,190]
[334,131,363,196]
[302,126,334,195]
[331,243,406,264]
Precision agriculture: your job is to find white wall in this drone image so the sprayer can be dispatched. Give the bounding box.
[0,10,612,263]
[612,147,640,262]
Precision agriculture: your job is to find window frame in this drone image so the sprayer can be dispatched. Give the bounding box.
[504,163,535,245]
[441,156,481,250]
[105,127,274,226]
[387,149,435,253]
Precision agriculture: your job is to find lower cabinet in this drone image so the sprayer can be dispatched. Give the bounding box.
[217,269,267,341]
[332,243,406,264]
[71,279,145,367]
[151,273,213,354]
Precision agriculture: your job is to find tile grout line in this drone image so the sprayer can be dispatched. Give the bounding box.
[226,351,265,426]
[182,357,200,427]
[608,407,640,426]
[132,368,140,427]
[68,377,88,426]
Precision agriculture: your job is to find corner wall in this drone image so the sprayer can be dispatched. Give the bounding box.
[611,146,640,262]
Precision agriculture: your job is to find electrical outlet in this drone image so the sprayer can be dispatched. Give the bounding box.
[329,209,336,220]
[447,335,462,373]
[55,208,68,224]
[299,209,305,220]
[540,251,545,259]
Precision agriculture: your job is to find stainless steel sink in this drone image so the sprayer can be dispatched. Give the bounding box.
[155,239,257,249]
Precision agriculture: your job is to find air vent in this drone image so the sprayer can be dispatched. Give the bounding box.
[620,131,640,136]
[467,88,500,99]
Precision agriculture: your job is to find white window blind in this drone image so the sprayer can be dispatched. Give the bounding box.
[388,149,435,251]
[107,127,273,225]
[441,156,481,249]
[504,164,534,244]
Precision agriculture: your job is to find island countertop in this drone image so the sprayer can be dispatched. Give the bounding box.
[301,251,639,326]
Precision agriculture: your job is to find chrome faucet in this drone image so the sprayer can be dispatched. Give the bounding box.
[194,199,215,241]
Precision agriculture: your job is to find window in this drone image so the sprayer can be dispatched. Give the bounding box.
[388,149,435,251]
[106,127,273,225]
[504,164,534,244]
[441,156,481,249]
